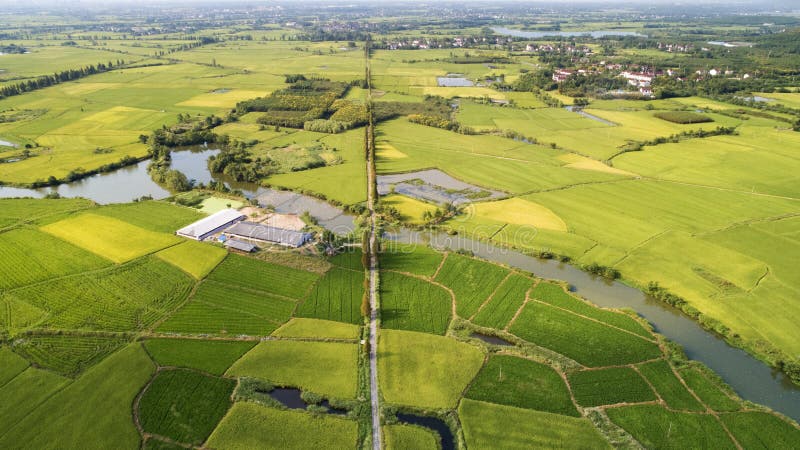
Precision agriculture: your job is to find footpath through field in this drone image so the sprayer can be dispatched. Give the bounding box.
[365,40,382,450]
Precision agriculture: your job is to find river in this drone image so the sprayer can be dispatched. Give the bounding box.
[491,26,644,39]
[0,147,356,233]
[386,229,800,422]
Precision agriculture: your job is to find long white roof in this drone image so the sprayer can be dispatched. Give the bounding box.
[176,208,244,238]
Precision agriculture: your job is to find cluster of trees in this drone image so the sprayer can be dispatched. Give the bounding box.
[620,126,737,153]
[557,73,628,97]
[0,60,124,99]
[236,78,349,129]
[511,70,557,92]
[147,115,224,147]
[207,145,276,182]
[146,145,191,192]
[0,44,26,54]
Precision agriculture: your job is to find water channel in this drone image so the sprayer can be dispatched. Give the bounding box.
[491,26,644,39]
[0,148,356,233]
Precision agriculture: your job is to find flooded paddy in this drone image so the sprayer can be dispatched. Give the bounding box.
[377,169,505,205]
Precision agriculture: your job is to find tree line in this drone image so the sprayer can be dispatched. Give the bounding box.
[0,60,125,99]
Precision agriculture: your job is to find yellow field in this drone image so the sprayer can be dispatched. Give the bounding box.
[381,194,437,225]
[375,143,408,160]
[558,154,638,176]
[156,240,227,279]
[177,89,270,108]
[463,197,568,232]
[41,213,180,263]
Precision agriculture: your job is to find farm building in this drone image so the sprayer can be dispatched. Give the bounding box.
[225,221,312,248]
[176,208,245,241]
[225,239,258,253]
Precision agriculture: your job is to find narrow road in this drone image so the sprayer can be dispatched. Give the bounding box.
[364,38,382,450]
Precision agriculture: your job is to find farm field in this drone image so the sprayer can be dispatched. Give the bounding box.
[41,213,181,263]
[0,344,155,449]
[378,329,484,409]
[207,402,359,450]
[0,227,110,290]
[380,271,452,335]
[207,253,319,300]
[459,399,609,449]
[383,424,438,450]
[4,257,194,332]
[157,280,297,336]
[471,274,532,329]
[380,243,444,277]
[138,369,235,445]
[606,405,737,449]
[509,301,662,366]
[273,318,361,340]
[155,240,227,279]
[433,253,510,318]
[297,267,364,324]
[143,339,256,376]
[465,355,578,416]
[567,367,657,407]
[226,340,359,399]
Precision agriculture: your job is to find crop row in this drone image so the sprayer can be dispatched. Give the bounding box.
[208,254,319,300]
[380,271,451,335]
[434,253,509,318]
[297,268,364,325]
[4,258,194,332]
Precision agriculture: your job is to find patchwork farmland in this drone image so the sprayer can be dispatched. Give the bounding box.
[1,3,800,449]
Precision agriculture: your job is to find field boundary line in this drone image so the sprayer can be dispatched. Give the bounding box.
[632,365,664,405]
[431,251,449,280]
[487,223,508,241]
[642,177,800,201]
[529,299,658,343]
[147,278,204,333]
[610,229,671,267]
[385,269,458,319]
[469,272,513,321]
[504,294,531,332]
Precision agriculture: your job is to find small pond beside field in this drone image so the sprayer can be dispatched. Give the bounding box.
[396,413,455,450]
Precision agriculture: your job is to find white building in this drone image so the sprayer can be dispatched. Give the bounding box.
[176,209,245,241]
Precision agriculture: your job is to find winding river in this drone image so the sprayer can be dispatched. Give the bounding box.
[1,151,798,421]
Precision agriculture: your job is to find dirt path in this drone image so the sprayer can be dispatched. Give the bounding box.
[364,41,382,450]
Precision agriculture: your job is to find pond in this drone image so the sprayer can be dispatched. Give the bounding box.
[386,228,800,422]
[492,26,644,39]
[470,332,513,346]
[269,387,348,415]
[565,106,616,126]
[377,169,505,205]
[0,147,357,234]
[0,138,18,148]
[396,413,455,450]
[437,77,474,87]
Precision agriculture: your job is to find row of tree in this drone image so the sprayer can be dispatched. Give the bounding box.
[0,60,124,99]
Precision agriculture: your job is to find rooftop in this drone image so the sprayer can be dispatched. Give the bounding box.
[226,221,311,248]
[176,208,245,240]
